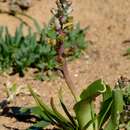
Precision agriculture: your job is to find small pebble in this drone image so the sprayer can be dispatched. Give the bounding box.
[74,74,78,77]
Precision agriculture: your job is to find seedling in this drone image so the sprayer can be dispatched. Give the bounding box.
[4,81,29,102]
[0,81,29,115]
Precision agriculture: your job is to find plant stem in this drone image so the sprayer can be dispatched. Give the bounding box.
[62,60,78,102]
[52,0,78,102]
[57,41,78,102]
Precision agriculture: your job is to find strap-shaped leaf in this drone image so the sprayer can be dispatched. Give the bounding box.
[17,13,42,33]
[103,85,112,101]
[28,86,61,126]
[98,97,113,129]
[5,27,12,45]
[112,89,124,119]
[28,86,55,118]
[0,26,4,37]
[29,86,73,129]
[97,85,112,129]
[80,79,106,100]
[58,88,78,127]
[15,23,24,44]
[104,89,124,130]
[50,98,73,128]
[60,99,77,127]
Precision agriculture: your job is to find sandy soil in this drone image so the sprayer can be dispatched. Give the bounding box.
[0,0,130,129]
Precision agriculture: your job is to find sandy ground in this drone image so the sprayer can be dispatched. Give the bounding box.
[0,0,130,129]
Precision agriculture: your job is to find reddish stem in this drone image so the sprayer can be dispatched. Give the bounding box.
[57,41,78,102]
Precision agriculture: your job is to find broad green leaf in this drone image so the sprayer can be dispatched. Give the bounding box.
[74,99,93,130]
[80,79,106,100]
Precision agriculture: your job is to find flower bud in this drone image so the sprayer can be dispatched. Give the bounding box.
[51,8,57,15]
[54,18,61,30]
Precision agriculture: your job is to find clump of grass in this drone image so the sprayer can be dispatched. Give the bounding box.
[0,1,87,77]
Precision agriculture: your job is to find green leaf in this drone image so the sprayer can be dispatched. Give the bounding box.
[103,85,112,101]
[98,97,113,129]
[59,98,77,127]
[47,29,57,39]
[104,119,115,130]
[97,85,112,129]
[50,98,72,126]
[20,106,53,130]
[29,106,51,121]
[127,122,130,130]
[5,27,12,45]
[127,48,130,55]
[28,86,73,129]
[80,79,106,100]
[0,26,4,36]
[112,89,124,113]
[82,115,98,130]
[58,88,78,127]
[104,89,124,130]
[28,86,58,124]
[27,121,50,130]
[15,23,24,44]
[28,86,54,115]
[74,99,93,130]
[19,13,42,33]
